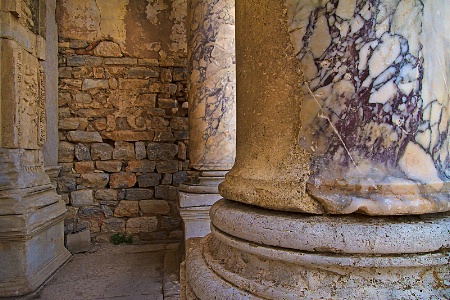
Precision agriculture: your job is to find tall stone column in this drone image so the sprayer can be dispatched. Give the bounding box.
[184,1,450,299]
[0,0,71,297]
[179,0,235,239]
[42,0,61,188]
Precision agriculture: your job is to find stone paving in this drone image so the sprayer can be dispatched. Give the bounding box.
[33,243,180,300]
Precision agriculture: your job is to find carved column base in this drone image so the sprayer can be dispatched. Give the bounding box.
[178,171,226,240]
[185,200,450,300]
[0,185,71,297]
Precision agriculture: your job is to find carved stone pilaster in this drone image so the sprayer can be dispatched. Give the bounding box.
[0,2,70,297]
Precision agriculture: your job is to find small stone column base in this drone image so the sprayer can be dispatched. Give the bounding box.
[178,171,226,240]
[185,200,450,299]
[0,185,71,297]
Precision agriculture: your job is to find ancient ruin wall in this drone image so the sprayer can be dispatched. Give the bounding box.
[56,0,188,243]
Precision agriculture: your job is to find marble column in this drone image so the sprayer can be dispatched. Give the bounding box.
[184,1,450,299]
[178,0,235,240]
[43,0,61,188]
[0,0,71,297]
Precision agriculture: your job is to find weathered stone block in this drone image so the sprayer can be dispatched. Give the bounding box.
[156,160,179,173]
[137,173,161,187]
[75,93,92,104]
[67,131,102,143]
[153,131,176,142]
[59,141,75,162]
[126,217,158,234]
[93,41,122,57]
[91,143,113,160]
[125,188,154,200]
[95,189,118,201]
[93,67,105,79]
[135,94,156,107]
[66,55,85,66]
[128,67,159,78]
[59,118,89,130]
[71,190,94,206]
[173,171,188,186]
[161,83,178,95]
[170,117,188,130]
[161,216,181,230]
[155,185,178,200]
[169,230,183,239]
[135,142,147,160]
[84,56,104,67]
[101,130,155,141]
[69,40,88,49]
[60,79,83,89]
[109,172,136,188]
[158,98,177,108]
[82,79,109,90]
[160,68,172,82]
[101,205,114,217]
[140,200,170,215]
[74,143,91,161]
[178,142,186,160]
[161,173,172,185]
[147,143,178,160]
[104,58,137,65]
[66,227,91,254]
[174,130,189,140]
[118,79,148,89]
[57,176,77,193]
[114,200,139,217]
[113,142,135,160]
[126,160,156,173]
[101,218,126,233]
[173,68,187,81]
[59,67,72,78]
[79,173,109,188]
[96,160,122,173]
[74,161,95,174]
[92,118,107,131]
[138,58,159,66]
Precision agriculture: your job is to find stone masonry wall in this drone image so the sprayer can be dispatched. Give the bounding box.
[56,0,188,243]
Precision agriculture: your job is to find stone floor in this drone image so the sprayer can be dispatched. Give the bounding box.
[31,243,181,300]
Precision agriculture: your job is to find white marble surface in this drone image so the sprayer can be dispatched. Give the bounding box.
[286,0,450,214]
[187,0,236,171]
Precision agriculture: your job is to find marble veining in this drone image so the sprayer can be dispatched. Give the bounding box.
[188,0,236,171]
[285,0,450,214]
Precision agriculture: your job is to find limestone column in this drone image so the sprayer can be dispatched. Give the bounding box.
[0,0,71,297]
[185,1,450,299]
[178,0,235,239]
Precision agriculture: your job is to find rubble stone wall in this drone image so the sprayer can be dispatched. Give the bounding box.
[56,0,188,243]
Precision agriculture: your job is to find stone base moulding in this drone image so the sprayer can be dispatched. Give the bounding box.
[0,216,71,298]
[185,200,450,300]
[0,185,71,297]
[178,171,227,240]
[179,207,213,241]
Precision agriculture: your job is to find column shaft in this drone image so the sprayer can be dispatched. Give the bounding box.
[179,0,236,240]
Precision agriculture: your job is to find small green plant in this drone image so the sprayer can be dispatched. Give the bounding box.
[111,233,133,245]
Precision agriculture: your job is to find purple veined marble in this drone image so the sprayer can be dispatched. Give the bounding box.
[286,0,450,215]
[187,0,236,171]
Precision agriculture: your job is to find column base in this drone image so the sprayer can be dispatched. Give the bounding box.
[185,200,450,299]
[0,186,71,298]
[178,171,226,240]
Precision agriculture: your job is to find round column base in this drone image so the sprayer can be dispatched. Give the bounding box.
[185,200,450,299]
